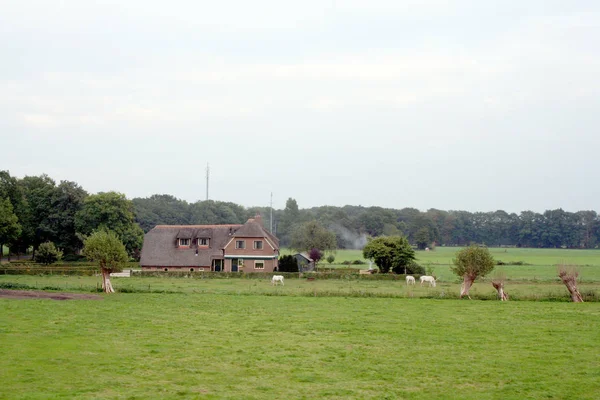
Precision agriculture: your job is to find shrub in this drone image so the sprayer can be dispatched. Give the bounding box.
[35,242,63,265]
[278,255,298,272]
[392,261,425,275]
[62,254,86,262]
[351,260,365,265]
[326,255,335,264]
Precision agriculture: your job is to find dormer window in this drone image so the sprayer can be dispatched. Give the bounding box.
[198,238,209,246]
[179,238,190,246]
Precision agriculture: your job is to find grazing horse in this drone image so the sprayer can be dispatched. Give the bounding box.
[406,275,416,285]
[420,275,436,287]
[271,275,284,286]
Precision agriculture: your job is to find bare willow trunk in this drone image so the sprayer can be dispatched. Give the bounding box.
[492,280,509,301]
[558,267,583,303]
[460,274,476,299]
[101,268,115,294]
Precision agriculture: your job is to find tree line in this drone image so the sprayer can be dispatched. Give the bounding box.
[133,195,600,249]
[0,171,143,259]
[2,170,599,260]
[135,197,600,250]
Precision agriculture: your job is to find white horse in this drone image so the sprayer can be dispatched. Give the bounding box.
[420,275,436,287]
[406,275,416,285]
[271,275,284,286]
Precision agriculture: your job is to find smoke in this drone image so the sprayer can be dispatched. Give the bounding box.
[329,224,368,249]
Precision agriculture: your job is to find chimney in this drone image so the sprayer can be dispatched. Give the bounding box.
[254,213,262,226]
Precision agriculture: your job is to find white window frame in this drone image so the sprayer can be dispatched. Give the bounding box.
[254,261,265,270]
[235,240,246,249]
[253,240,263,250]
[179,238,190,246]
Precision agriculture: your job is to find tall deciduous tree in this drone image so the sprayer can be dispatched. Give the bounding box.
[362,236,415,274]
[451,245,496,298]
[47,181,88,254]
[290,220,337,253]
[83,230,128,293]
[75,192,144,258]
[277,198,300,246]
[19,174,57,256]
[0,198,22,258]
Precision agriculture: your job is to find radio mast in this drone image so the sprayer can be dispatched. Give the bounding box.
[205,163,210,201]
[270,192,273,233]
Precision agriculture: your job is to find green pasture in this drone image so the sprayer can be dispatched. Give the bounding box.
[282,247,600,267]
[1,274,599,302]
[281,247,600,282]
[1,292,599,399]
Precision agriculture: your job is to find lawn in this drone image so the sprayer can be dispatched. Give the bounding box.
[1,274,599,301]
[1,292,599,399]
[2,247,599,398]
[281,247,600,282]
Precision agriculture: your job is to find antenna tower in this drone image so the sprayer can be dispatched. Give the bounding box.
[270,192,273,233]
[206,163,210,201]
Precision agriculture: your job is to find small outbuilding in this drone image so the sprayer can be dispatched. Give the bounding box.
[294,253,315,272]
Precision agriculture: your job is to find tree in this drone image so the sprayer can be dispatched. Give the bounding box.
[133,194,192,232]
[75,192,144,258]
[326,254,335,264]
[362,236,415,274]
[47,181,88,254]
[491,271,509,301]
[35,241,63,265]
[0,198,21,258]
[19,174,57,256]
[414,227,431,250]
[83,230,128,293]
[451,245,496,298]
[278,255,298,272]
[558,265,583,302]
[277,198,300,246]
[290,221,337,253]
[309,248,323,269]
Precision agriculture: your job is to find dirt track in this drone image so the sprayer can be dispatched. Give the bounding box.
[0,290,102,301]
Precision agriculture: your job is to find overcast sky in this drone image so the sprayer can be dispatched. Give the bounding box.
[2,0,599,213]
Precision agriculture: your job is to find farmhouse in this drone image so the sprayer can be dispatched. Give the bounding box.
[140,215,279,272]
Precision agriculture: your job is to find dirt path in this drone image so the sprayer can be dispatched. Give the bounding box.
[0,290,103,301]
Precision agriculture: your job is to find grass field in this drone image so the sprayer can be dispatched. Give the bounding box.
[1,293,599,399]
[1,274,599,302]
[1,247,600,399]
[281,247,600,282]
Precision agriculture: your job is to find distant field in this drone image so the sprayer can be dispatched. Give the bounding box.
[280,247,600,282]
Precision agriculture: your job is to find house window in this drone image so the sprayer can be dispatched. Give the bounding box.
[253,240,263,250]
[254,261,264,270]
[199,238,209,246]
[179,238,190,246]
[235,240,245,249]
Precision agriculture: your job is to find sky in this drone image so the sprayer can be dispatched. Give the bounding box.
[2,0,599,213]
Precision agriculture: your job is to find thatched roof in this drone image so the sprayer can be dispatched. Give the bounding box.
[140,225,241,267]
[140,220,279,267]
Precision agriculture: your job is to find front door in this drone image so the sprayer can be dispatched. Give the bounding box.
[231,259,239,272]
[213,259,223,272]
